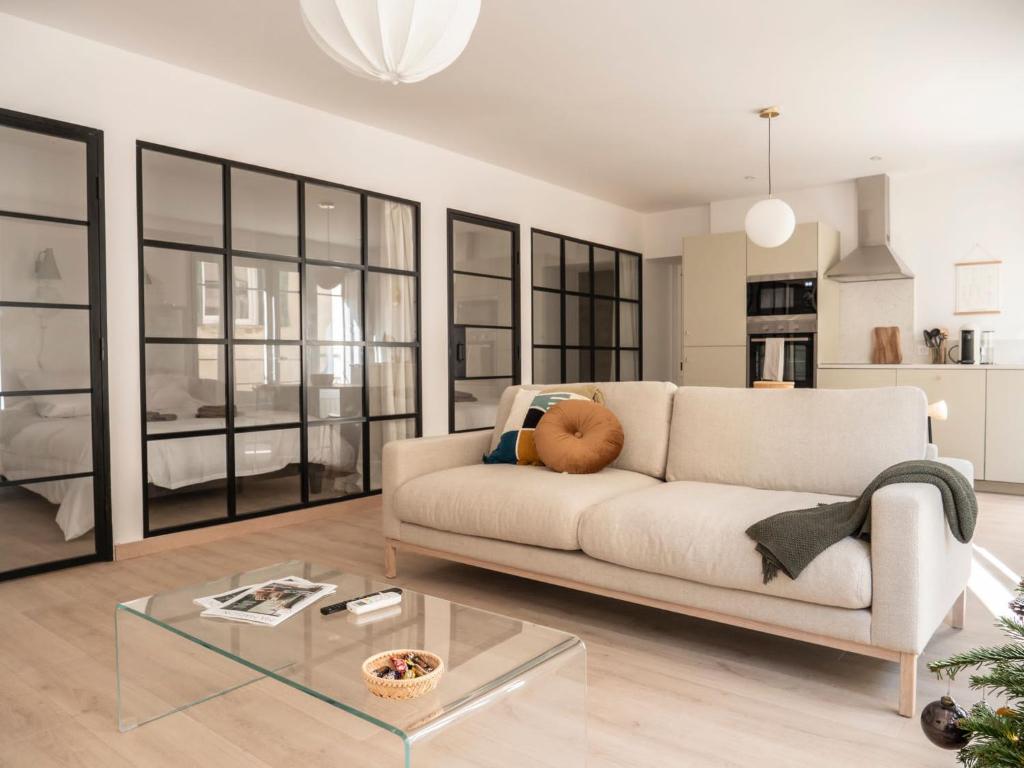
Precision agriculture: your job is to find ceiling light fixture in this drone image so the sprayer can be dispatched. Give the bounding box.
[299,0,481,85]
[870,155,883,161]
[744,107,795,249]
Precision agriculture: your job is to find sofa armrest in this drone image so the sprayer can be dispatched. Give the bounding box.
[382,430,493,540]
[869,482,973,653]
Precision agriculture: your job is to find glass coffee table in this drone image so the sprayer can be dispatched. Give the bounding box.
[115,561,586,766]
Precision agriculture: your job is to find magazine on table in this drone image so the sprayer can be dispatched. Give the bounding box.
[196,576,337,626]
[193,575,315,609]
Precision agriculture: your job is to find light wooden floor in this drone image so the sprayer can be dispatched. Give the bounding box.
[1,492,1020,767]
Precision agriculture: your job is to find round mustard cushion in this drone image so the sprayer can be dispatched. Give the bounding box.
[534,400,624,474]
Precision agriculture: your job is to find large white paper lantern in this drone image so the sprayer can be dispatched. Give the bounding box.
[300,0,481,85]
[744,197,796,248]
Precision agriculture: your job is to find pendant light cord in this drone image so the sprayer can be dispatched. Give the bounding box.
[767,114,773,199]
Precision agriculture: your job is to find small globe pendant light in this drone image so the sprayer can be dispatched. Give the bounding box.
[744,107,796,248]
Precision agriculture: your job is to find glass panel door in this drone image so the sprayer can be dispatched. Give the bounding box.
[448,211,520,432]
[140,143,421,535]
[0,110,109,579]
[530,230,642,385]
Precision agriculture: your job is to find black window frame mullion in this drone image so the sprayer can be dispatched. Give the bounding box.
[222,160,238,520]
[0,107,111,582]
[297,180,309,506]
[360,193,371,496]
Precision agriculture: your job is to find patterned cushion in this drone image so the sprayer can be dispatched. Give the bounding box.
[483,390,592,465]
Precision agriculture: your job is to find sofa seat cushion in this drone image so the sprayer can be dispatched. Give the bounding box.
[578,481,871,609]
[394,464,660,550]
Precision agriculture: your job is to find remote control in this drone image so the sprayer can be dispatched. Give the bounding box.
[320,588,403,616]
[347,591,402,615]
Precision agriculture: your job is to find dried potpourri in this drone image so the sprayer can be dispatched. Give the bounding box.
[374,652,437,680]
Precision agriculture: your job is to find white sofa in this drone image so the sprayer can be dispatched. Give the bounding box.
[382,383,973,716]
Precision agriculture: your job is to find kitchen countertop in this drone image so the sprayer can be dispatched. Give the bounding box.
[819,363,1024,370]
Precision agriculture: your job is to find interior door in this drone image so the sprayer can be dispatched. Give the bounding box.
[0,109,110,579]
[448,211,520,432]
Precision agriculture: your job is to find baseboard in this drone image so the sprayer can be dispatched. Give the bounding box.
[976,479,1024,496]
[114,496,378,560]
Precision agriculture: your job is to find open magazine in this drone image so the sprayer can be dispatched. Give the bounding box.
[194,575,337,627]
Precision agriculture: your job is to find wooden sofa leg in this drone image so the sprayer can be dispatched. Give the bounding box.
[951,589,967,629]
[898,652,918,718]
[384,540,398,579]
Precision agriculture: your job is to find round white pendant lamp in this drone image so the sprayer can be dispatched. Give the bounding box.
[744,107,795,248]
[300,0,481,85]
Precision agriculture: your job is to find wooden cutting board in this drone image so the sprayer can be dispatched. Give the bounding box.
[871,326,903,364]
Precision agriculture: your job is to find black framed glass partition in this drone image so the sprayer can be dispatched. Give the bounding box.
[0,108,111,580]
[138,142,420,536]
[531,229,642,384]
[447,210,520,432]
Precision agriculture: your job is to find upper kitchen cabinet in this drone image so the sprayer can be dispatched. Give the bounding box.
[682,232,746,347]
[747,222,820,277]
[896,368,986,477]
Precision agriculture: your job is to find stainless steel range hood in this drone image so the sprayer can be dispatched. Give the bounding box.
[825,174,914,282]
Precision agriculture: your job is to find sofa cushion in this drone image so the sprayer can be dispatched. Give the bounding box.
[491,381,677,479]
[393,463,660,550]
[535,400,624,474]
[666,386,928,496]
[578,480,871,609]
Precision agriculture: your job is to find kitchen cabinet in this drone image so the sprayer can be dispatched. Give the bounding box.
[682,346,747,388]
[746,222,819,277]
[985,370,1024,482]
[817,368,897,389]
[896,369,987,477]
[682,232,746,347]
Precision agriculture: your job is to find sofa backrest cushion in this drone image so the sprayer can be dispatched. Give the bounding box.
[666,386,928,496]
[491,381,677,479]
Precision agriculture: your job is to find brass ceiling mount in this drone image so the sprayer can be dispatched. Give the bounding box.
[758,106,781,119]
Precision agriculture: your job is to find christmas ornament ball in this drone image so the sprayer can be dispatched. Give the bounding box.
[921,696,970,750]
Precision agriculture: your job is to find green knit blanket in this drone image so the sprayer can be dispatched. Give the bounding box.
[745,460,977,584]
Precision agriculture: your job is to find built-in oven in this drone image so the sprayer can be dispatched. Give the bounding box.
[747,272,817,317]
[748,316,816,388]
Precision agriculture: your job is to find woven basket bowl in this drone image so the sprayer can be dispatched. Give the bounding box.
[362,649,444,700]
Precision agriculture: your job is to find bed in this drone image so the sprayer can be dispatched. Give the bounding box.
[1,401,358,541]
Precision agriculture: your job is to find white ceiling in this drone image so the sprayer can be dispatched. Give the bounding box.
[3,0,1023,211]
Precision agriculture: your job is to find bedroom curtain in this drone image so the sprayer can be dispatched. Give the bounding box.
[368,201,416,484]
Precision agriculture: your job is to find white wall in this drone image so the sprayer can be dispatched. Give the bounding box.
[0,13,643,544]
[892,163,1024,362]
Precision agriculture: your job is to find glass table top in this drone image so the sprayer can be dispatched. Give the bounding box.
[116,560,582,740]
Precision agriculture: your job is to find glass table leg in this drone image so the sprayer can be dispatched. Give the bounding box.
[405,638,587,767]
[114,605,275,732]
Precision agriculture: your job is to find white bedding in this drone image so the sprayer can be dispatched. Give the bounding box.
[2,407,357,542]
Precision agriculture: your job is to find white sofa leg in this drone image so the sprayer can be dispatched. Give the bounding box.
[898,652,918,718]
[951,589,967,629]
[385,540,398,579]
